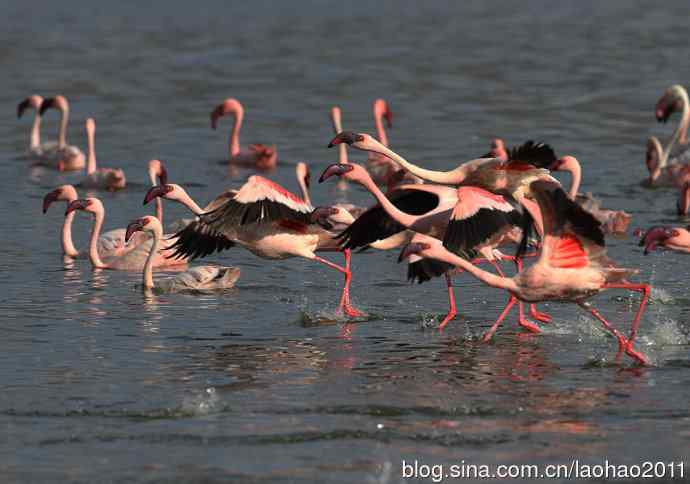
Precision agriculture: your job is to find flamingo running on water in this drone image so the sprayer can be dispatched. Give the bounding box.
[125,216,240,292]
[17,95,57,157]
[80,118,126,191]
[38,95,85,171]
[143,176,363,317]
[399,179,650,365]
[64,198,188,270]
[210,98,277,170]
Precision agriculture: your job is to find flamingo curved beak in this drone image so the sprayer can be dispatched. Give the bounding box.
[549,158,565,171]
[310,206,339,230]
[328,132,358,148]
[125,219,145,243]
[143,185,168,205]
[640,226,673,255]
[64,199,88,216]
[319,163,354,183]
[42,190,60,214]
[398,242,431,263]
[17,98,31,119]
[39,97,57,116]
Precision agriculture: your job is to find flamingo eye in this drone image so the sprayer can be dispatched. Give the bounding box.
[165,185,174,193]
[356,134,365,142]
[142,218,150,226]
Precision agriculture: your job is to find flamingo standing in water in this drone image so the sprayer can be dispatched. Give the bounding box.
[38,96,85,171]
[80,118,126,191]
[399,179,650,365]
[17,95,57,157]
[125,216,240,292]
[654,85,690,163]
[64,198,188,270]
[549,155,631,234]
[145,159,193,232]
[144,176,363,317]
[318,162,547,331]
[211,98,277,170]
[42,185,146,258]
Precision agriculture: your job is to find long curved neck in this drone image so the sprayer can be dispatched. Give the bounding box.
[229,111,242,158]
[369,142,473,185]
[88,210,107,269]
[355,172,419,227]
[58,106,68,149]
[143,228,161,289]
[86,127,96,174]
[430,246,518,292]
[147,169,163,224]
[62,212,79,257]
[679,93,690,145]
[178,190,205,215]
[374,109,389,147]
[30,112,41,150]
[331,108,348,163]
[296,174,310,205]
[565,163,581,199]
[662,92,690,166]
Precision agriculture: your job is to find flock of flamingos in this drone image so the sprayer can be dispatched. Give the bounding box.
[19,84,690,366]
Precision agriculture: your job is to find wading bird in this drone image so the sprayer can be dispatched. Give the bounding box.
[38,95,85,171]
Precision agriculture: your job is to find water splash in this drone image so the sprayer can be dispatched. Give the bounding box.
[181,387,221,416]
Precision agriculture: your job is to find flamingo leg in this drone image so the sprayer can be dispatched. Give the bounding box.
[513,256,551,325]
[602,283,651,365]
[438,273,457,329]
[577,301,629,363]
[314,251,363,318]
[482,296,517,343]
[489,259,541,334]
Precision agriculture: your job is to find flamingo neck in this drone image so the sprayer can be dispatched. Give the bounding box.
[58,106,68,149]
[355,171,418,228]
[662,91,690,166]
[297,175,311,205]
[370,143,472,185]
[564,162,581,199]
[143,227,161,289]
[61,212,79,258]
[229,110,243,158]
[518,196,544,238]
[177,190,205,215]
[374,112,389,147]
[88,209,107,269]
[147,169,164,225]
[86,127,96,174]
[331,108,349,163]
[429,245,518,293]
[679,92,690,145]
[30,112,42,150]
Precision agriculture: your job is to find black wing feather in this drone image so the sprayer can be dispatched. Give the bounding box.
[508,140,556,169]
[201,198,312,233]
[407,258,454,284]
[166,221,236,261]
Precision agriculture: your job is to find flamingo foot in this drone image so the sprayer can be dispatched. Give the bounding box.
[481,331,495,344]
[625,343,648,365]
[339,304,365,319]
[528,305,552,323]
[518,317,542,334]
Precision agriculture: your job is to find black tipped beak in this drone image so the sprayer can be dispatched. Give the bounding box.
[17,99,30,119]
[39,98,57,116]
[328,131,357,148]
[640,227,671,254]
[125,220,144,243]
[42,191,59,214]
[318,163,354,183]
[143,186,166,205]
[64,199,86,216]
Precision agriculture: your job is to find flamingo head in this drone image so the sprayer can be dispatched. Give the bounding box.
[210,98,243,129]
[39,95,68,115]
[318,162,363,183]
[397,241,433,262]
[487,138,507,161]
[639,226,679,255]
[296,162,310,189]
[248,144,277,170]
[85,117,96,133]
[147,159,168,185]
[549,155,579,172]
[106,169,127,191]
[65,197,102,217]
[17,95,44,118]
[43,185,78,213]
[655,85,686,123]
[309,206,339,230]
[374,99,393,128]
[143,183,179,205]
[125,216,159,243]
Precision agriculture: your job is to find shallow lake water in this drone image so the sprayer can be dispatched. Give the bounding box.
[2,1,690,482]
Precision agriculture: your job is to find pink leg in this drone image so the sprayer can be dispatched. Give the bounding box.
[577,301,629,364]
[438,273,457,330]
[602,283,651,365]
[489,260,541,333]
[482,296,517,343]
[314,251,364,318]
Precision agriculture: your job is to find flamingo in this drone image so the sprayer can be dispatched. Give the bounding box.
[210,98,277,170]
[17,95,57,157]
[79,118,126,191]
[318,162,549,331]
[550,155,631,234]
[144,176,363,317]
[677,167,690,215]
[42,185,146,258]
[366,99,394,184]
[64,198,188,270]
[480,138,508,161]
[654,84,690,165]
[38,95,85,171]
[639,226,690,254]
[145,159,193,232]
[399,179,650,365]
[125,216,240,292]
[644,137,688,187]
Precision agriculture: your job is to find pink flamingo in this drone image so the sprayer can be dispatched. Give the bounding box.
[210,98,277,170]
[677,166,690,215]
[38,96,85,171]
[366,99,395,184]
[399,179,650,365]
[654,84,690,165]
[480,138,508,161]
[42,185,146,258]
[639,225,690,254]
[550,155,631,233]
[17,95,58,157]
[143,176,363,317]
[125,216,240,292]
[80,118,126,191]
[64,198,188,270]
[644,137,688,187]
[318,162,546,331]
[145,159,193,232]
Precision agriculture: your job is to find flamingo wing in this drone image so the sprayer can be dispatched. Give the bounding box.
[507,140,557,169]
[200,176,313,233]
[167,221,236,261]
[336,188,440,250]
[407,256,453,284]
[442,187,523,259]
